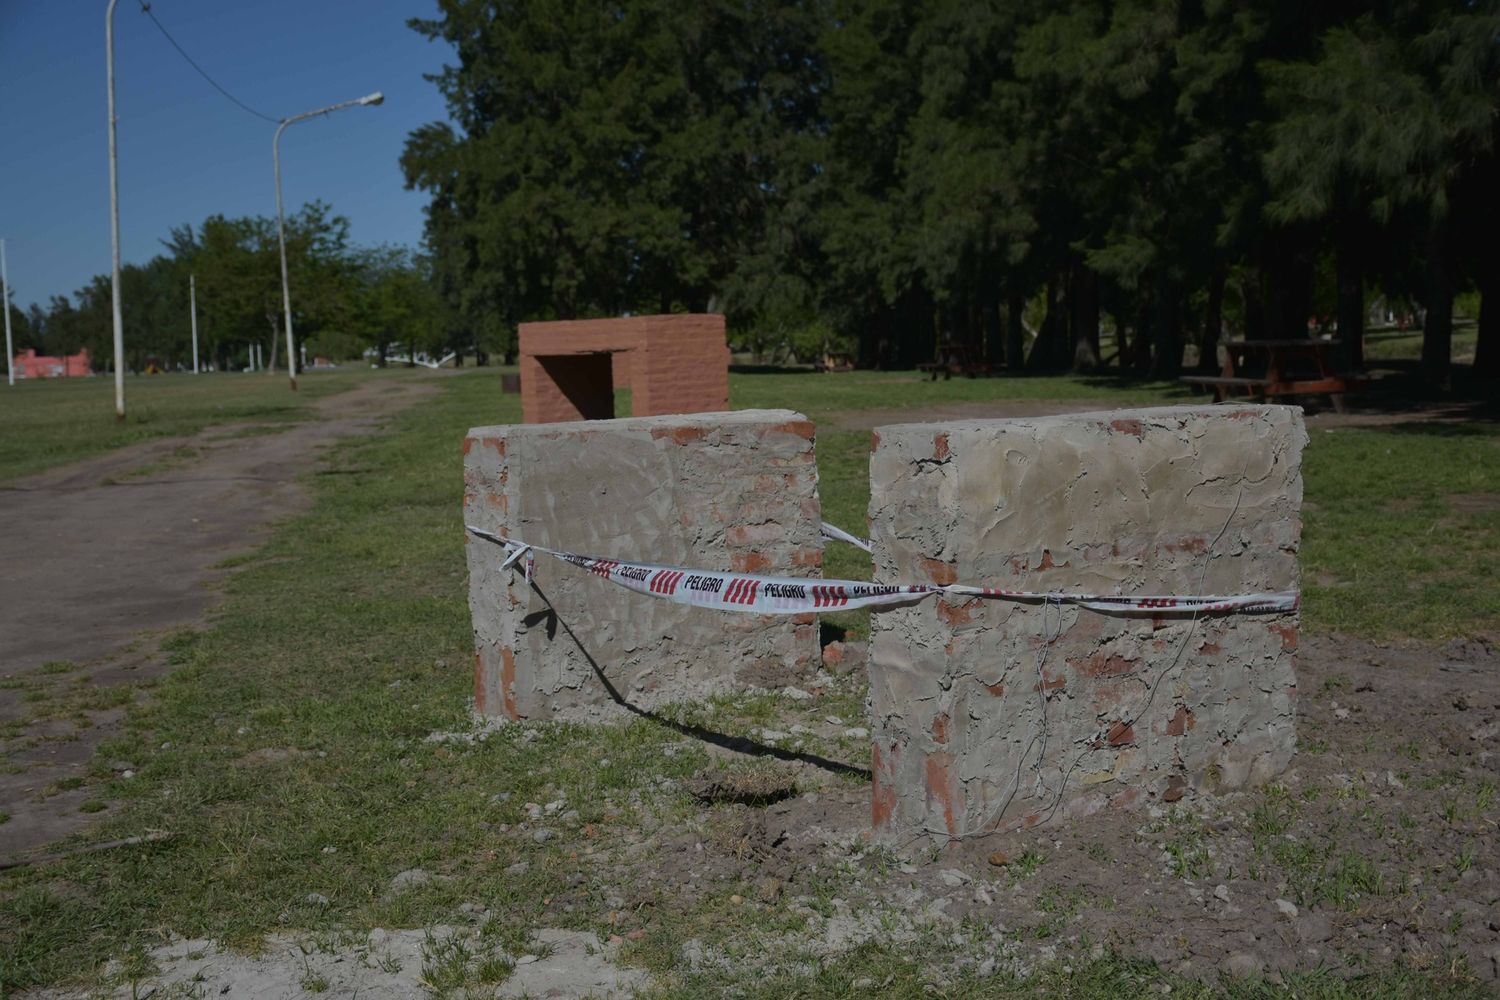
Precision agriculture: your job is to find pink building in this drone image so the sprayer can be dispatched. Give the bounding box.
[12,348,91,378]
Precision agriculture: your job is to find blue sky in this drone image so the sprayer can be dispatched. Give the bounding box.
[0,0,452,310]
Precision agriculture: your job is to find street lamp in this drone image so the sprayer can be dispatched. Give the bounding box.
[273,92,383,391]
[105,0,126,417]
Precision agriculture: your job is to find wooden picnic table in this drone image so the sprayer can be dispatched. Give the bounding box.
[1181,338,1367,412]
[917,344,995,380]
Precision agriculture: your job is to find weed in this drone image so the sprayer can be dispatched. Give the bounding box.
[1476,780,1495,813]
[1012,849,1045,878]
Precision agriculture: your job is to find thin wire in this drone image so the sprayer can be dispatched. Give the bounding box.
[137,3,282,124]
[1034,474,1251,827]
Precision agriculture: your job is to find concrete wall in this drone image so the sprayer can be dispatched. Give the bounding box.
[866,405,1305,841]
[518,315,730,424]
[464,410,823,722]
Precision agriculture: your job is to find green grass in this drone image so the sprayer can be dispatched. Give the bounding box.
[0,369,362,481]
[728,367,1188,426]
[1300,423,1500,637]
[1,367,1496,994]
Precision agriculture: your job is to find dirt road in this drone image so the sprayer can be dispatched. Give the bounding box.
[0,377,437,859]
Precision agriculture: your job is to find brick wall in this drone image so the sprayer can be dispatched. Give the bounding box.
[518,315,729,423]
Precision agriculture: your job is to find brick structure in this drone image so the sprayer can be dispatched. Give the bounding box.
[12,348,91,378]
[464,409,823,722]
[866,405,1305,842]
[518,314,730,424]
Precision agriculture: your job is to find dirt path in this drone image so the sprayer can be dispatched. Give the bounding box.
[0,377,438,860]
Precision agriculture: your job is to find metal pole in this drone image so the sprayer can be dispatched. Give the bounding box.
[272,121,297,390]
[106,0,126,418]
[271,93,382,393]
[189,273,199,374]
[2,239,13,387]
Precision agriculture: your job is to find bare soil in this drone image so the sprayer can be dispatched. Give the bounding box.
[583,633,1500,986]
[0,378,437,861]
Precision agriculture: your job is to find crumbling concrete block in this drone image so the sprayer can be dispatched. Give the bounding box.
[464,410,823,721]
[867,405,1305,840]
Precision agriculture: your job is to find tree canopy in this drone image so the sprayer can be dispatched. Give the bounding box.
[14,203,447,373]
[402,0,1499,377]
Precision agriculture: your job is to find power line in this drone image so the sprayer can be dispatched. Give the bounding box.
[136,2,282,124]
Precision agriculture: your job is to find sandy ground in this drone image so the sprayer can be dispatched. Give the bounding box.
[0,378,437,860]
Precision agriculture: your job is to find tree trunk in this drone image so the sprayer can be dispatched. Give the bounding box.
[1336,222,1365,371]
[1199,267,1225,373]
[1475,255,1499,379]
[1150,275,1182,378]
[1421,227,1453,386]
[1005,289,1025,370]
[1242,273,1266,341]
[1131,293,1153,372]
[1027,277,1067,371]
[1070,260,1101,371]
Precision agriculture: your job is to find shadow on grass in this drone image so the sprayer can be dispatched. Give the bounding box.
[729,363,820,376]
[523,585,871,781]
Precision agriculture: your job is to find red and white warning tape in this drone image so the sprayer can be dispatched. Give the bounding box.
[466,525,1298,617]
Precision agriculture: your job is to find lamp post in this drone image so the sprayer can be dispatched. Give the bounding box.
[273,92,383,390]
[2,238,13,387]
[190,273,199,374]
[105,0,126,417]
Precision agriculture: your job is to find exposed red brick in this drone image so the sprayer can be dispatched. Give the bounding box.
[791,613,815,626]
[651,426,709,445]
[1165,704,1196,736]
[461,436,477,456]
[1033,668,1067,692]
[933,433,950,461]
[1160,535,1208,556]
[936,599,974,626]
[822,641,845,665]
[1269,623,1299,651]
[871,742,899,828]
[772,419,816,440]
[1162,775,1187,802]
[500,647,519,720]
[870,430,881,453]
[931,713,950,745]
[1110,418,1144,437]
[732,551,772,573]
[983,681,1005,697]
[1106,720,1135,746]
[1199,640,1222,654]
[791,547,823,568]
[922,558,958,586]
[519,315,728,422]
[924,752,958,835]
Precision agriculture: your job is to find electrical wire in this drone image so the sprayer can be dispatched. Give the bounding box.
[136,2,282,124]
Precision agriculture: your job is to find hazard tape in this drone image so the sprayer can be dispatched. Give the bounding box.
[820,521,872,553]
[466,525,1298,617]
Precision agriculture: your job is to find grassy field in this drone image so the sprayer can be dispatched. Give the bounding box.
[1,367,1496,995]
[0,369,365,481]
